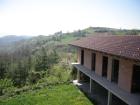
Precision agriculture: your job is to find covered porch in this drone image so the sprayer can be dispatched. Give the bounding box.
[72,63,140,105]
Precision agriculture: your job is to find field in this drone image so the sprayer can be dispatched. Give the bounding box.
[0,84,93,105]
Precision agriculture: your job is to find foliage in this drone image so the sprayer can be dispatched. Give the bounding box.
[9,61,29,87]
[71,67,78,80]
[35,48,59,71]
[38,64,71,85]
[28,71,41,84]
[0,79,13,95]
[0,62,7,79]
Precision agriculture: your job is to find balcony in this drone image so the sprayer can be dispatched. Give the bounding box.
[72,63,140,105]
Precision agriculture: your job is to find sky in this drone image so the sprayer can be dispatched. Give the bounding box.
[0,0,140,36]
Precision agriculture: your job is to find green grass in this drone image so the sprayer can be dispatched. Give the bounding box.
[0,84,93,105]
[61,35,78,44]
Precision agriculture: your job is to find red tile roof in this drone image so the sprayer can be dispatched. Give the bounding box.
[69,35,140,61]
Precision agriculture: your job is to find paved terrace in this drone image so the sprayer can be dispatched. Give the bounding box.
[72,63,140,105]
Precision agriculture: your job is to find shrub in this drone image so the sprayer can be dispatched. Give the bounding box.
[0,79,13,96]
[28,71,41,84]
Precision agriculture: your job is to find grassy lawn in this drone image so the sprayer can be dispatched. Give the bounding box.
[0,84,93,105]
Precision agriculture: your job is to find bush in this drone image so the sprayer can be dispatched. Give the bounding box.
[0,79,13,96]
[37,64,71,86]
[28,71,41,84]
[48,65,71,83]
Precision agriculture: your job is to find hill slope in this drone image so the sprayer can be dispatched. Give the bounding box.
[0,35,31,45]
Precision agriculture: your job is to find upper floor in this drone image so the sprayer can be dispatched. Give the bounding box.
[77,47,140,93]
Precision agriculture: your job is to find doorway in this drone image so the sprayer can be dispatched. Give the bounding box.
[91,53,96,71]
[102,56,108,77]
[111,59,119,83]
[81,50,84,65]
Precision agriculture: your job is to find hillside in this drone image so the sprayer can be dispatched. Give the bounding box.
[0,35,31,45]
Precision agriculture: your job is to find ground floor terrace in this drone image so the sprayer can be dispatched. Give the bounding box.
[72,63,140,105]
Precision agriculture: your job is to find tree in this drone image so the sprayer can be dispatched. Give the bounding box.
[10,61,29,87]
[35,47,59,71]
[35,47,49,71]
[0,62,6,79]
[48,50,59,67]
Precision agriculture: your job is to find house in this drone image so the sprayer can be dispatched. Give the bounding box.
[69,36,140,105]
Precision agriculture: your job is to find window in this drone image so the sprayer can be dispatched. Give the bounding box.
[131,65,140,93]
[111,59,119,83]
[81,50,84,65]
[91,53,96,71]
[102,56,108,77]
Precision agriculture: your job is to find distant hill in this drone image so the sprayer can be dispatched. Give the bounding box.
[0,35,31,45]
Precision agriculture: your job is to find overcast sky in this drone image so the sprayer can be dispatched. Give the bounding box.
[0,0,140,36]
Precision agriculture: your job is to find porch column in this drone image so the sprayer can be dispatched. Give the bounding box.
[77,70,80,82]
[90,78,92,93]
[107,91,112,105]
